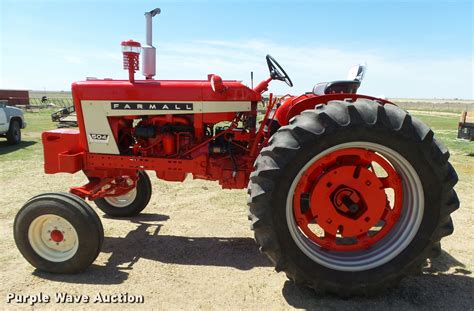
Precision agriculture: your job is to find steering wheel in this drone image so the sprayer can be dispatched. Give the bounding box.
[266,54,293,87]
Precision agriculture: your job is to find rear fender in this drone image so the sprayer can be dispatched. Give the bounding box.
[274,93,395,126]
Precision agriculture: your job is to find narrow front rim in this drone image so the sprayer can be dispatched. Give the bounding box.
[104,188,137,208]
[286,142,424,272]
[28,214,79,262]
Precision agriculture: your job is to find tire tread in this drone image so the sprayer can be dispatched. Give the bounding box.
[247,100,458,296]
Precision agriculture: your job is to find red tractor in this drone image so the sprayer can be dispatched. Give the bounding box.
[14,8,459,296]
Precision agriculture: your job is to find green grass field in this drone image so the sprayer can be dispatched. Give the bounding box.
[409,111,473,156]
[0,110,56,162]
[22,109,57,132]
[29,90,72,98]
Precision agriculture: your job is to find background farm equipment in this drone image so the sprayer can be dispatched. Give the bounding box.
[13,7,459,297]
[51,105,77,128]
[457,111,474,141]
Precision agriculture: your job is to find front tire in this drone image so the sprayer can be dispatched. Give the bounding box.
[94,171,152,217]
[6,120,21,145]
[248,99,459,295]
[14,192,104,273]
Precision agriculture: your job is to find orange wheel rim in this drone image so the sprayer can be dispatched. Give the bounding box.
[293,148,403,252]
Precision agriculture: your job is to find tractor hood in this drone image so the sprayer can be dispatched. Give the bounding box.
[71,79,262,102]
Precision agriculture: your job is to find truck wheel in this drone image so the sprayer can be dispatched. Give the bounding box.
[14,192,104,273]
[6,119,21,145]
[248,99,459,296]
[94,171,152,217]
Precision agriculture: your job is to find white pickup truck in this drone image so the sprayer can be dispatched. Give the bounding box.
[0,101,27,145]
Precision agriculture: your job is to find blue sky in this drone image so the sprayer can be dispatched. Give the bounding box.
[0,0,472,99]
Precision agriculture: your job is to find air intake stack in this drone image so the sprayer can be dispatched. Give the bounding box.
[142,8,161,79]
[121,40,141,83]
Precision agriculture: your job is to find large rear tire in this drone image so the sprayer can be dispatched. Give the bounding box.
[248,99,459,296]
[94,171,152,217]
[14,192,104,273]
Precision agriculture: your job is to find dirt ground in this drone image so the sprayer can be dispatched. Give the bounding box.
[0,113,473,310]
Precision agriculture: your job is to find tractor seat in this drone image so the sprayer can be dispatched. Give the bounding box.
[313,80,361,95]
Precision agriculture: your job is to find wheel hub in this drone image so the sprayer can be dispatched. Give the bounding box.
[28,214,79,262]
[310,166,387,237]
[331,186,363,216]
[50,229,64,242]
[293,148,404,252]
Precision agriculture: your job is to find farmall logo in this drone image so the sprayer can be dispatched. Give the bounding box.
[111,102,193,111]
[89,133,110,144]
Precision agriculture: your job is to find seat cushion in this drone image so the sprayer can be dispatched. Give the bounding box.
[313,80,361,95]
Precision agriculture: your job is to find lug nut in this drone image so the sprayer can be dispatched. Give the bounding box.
[348,204,359,213]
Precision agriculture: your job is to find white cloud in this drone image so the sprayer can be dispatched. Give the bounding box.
[1,39,472,99]
[156,40,473,99]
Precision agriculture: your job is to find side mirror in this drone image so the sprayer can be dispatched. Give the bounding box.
[347,64,367,81]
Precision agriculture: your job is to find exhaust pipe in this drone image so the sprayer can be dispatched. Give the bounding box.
[142,8,160,79]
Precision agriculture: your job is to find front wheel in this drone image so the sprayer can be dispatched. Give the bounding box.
[6,120,21,145]
[248,100,459,295]
[94,171,152,217]
[14,192,104,273]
